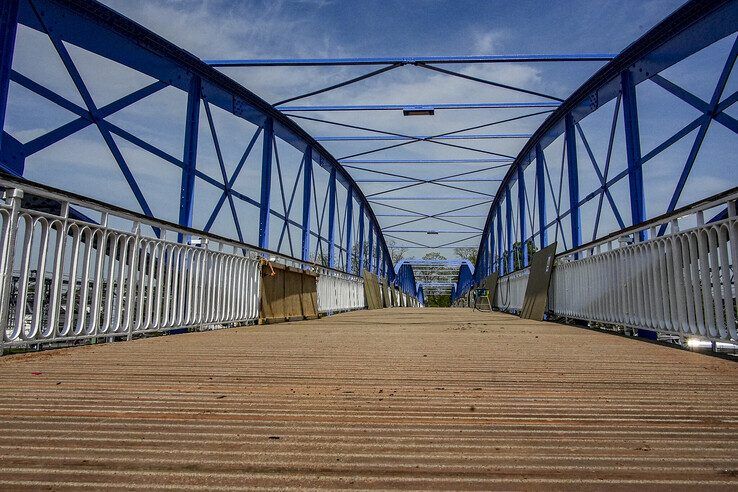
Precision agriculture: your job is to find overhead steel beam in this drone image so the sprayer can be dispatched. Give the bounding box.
[205,54,617,67]
[340,158,512,164]
[474,0,738,274]
[279,102,558,112]
[315,134,531,141]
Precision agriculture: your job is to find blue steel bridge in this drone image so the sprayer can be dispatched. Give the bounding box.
[1,1,738,488]
[0,0,736,345]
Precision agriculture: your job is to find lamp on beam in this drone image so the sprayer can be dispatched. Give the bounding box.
[402,105,435,116]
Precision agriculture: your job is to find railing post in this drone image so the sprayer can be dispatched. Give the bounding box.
[357,203,365,273]
[327,167,337,268]
[565,113,582,252]
[517,165,528,267]
[505,186,513,273]
[345,186,354,273]
[535,143,547,248]
[258,117,274,249]
[301,146,313,262]
[179,75,201,242]
[0,187,22,354]
[621,69,647,241]
[126,221,141,341]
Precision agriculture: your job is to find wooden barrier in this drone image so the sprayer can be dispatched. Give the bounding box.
[363,271,383,310]
[260,261,319,324]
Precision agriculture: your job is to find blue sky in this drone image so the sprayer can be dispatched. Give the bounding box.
[5,0,737,264]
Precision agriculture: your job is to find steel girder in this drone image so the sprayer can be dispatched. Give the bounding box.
[473,0,738,285]
[0,0,394,277]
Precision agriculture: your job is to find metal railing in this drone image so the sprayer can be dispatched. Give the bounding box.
[551,192,738,343]
[0,180,263,351]
[316,268,365,313]
[0,177,384,352]
[489,190,738,343]
[493,268,529,313]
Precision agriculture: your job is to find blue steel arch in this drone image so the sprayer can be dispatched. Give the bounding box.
[473,0,738,281]
[0,0,395,277]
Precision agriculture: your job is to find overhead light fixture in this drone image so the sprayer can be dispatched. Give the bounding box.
[403,106,435,116]
[426,230,439,235]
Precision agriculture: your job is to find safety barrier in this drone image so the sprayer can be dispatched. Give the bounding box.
[0,180,262,351]
[316,268,366,313]
[551,194,738,343]
[487,190,738,343]
[0,177,390,353]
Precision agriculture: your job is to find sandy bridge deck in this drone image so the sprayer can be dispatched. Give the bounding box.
[0,308,737,490]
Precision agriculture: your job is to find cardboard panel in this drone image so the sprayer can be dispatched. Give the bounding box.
[260,262,320,324]
[363,270,382,310]
[521,243,558,321]
[381,278,391,308]
[300,273,319,319]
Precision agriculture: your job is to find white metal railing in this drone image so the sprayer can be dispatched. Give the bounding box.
[0,180,265,351]
[316,268,365,313]
[551,214,738,343]
[493,268,529,313]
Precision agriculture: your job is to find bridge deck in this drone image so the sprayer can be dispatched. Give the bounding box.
[1,308,737,490]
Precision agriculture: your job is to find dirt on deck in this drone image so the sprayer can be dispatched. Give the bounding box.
[0,308,737,490]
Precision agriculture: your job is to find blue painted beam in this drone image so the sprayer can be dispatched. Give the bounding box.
[496,207,503,274]
[341,158,512,164]
[315,133,531,141]
[206,54,617,67]
[279,102,558,112]
[565,113,582,251]
[621,69,647,241]
[357,203,365,273]
[517,165,528,267]
[535,143,547,248]
[355,178,502,183]
[178,75,200,238]
[505,186,513,273]
[345,186,354,273]
[301,146,313,262]
[369,196,493,201]
[327,167,337,268]
[367,220,374,274]
[258,117,274,249]
[0,0,20,165]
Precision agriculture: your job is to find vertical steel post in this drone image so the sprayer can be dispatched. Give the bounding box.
[367,220,374,274]
[535,143,547,248]
[505,186,513,273]
[374,229,380,275]
[300,146,313,262]
[179,75,201,241]
[258,117,274,249]
[565,113,582,251]
[0,0,19,163]
[357,203,365,273]
[496,207,503,274]
[327,167,337,268]
[621,69,646,241]
[517,165,528,267]
[345,186,354,273]
[489,226,495,273]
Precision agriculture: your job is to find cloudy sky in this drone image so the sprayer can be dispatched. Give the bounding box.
[6,0,736,267]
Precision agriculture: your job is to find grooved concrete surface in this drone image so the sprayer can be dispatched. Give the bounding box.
[1,308,737,490]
